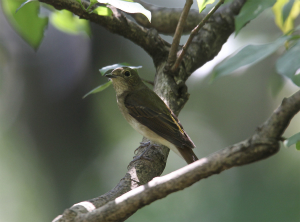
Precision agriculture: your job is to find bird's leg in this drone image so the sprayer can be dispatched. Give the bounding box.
[131,141,163,164]
[131,142,153,162]
[134,141,151,154]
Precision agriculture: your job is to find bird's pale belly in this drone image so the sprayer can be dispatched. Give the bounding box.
[123,110,182,158]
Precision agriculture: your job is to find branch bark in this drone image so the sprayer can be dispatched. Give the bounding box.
[172,0,225,72]
[133,0,204,35]
[166,0,193,70]
[39,0,171,67]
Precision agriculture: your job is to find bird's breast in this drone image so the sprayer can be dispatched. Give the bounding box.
[116,97,162,142]
[116,95,183,158]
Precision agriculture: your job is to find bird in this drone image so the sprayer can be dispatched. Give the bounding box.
[105,67,198,164]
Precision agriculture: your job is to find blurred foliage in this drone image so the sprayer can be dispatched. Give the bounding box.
[83,81,112,98]
[276,38,300,86]
[1,0,48,49]
[50,10,91,36]
[235,0,277,35]
[196,0,216,13]
[284,132,300,149]
[96,0,151,22]
[4,0,300,89]
[213,0,300,87]
[212,36,288,79]
[93,5,113,16]
[2,0,150,48]
[273,0,300,34]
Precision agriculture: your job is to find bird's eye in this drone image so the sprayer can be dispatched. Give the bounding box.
[124,71,131,77]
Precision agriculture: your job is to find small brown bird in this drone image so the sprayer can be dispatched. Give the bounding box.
[105,67,198,164]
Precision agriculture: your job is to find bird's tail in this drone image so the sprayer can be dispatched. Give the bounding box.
[177,146,198,164]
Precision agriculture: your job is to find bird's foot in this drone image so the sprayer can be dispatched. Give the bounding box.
[131,142,157,163]
[131,153,152,162]
[134,141,151,154]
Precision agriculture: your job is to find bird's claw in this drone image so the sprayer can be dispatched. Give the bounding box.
[132,141,156,162]
[134,141,151,154]
[131,154,152,163]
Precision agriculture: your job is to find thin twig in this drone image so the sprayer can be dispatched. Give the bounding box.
[165,0,193,71]
[171,0,225,72]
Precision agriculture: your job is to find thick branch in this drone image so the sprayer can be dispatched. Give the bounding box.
[57,90,300,221]
[39,0,170,66]
[172,0,225,72]
[184,0,247,75]
[133,0,204,35]
[134,0,247,80]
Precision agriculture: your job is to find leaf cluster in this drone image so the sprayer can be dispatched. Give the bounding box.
[1,0,151,49]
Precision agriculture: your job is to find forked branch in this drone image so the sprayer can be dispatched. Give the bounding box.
[172,0,225,72]
[165,0,193,70]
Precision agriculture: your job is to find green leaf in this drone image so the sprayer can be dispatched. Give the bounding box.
[86,0,98,12]
[268,73,285,97]
[196,0,215,13]
[1,0,48,49]
[282,0,295,24]
[284,132,300,148]
[84,63,142,98]
[83,81,112,98]
[212,36,288,79]
[98,0,151,22]
[74,0,85,10]
[296,141,300,150]
[93,6,112,16]
[235,0,277,35]
[50,10,91,36]
[16,0,36,12]
[273,0,300,34]
[276,39,300,85]
[99,63,142,76]
[288,34,300,41]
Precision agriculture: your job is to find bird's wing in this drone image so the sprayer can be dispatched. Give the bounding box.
[124,89,195,149]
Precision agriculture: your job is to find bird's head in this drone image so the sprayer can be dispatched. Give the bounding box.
[105,67,143,94]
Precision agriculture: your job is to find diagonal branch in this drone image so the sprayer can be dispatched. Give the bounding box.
[183,0,247,75]
[39,0,171,66]
[165,0,193,69]
[56,89,300,221]
[172,0,225,72]
[132,0,204,35]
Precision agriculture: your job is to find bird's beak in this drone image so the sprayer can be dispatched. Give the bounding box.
[105,73,118,78]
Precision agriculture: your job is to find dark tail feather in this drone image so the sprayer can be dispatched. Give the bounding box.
[177,146,198,164]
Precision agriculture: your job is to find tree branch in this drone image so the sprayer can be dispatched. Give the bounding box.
[165,0,193,70]
[55,90,300,221]
[172,0,225,72]
[39,0,171,66]
[132,0,204,35]
[183,0,247,75]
